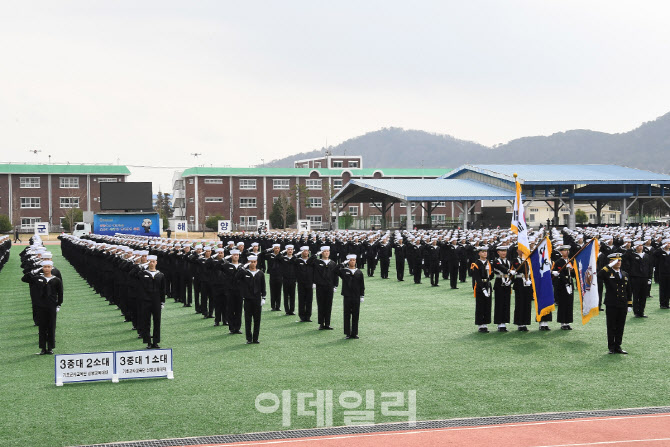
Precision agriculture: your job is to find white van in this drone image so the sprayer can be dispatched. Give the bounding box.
[72,222,92,237]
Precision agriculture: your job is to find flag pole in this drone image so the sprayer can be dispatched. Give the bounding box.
[556,237,598,273]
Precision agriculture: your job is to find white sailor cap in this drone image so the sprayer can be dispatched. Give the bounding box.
[42,252,53,258]
[558,245,571,250]
[147,255,158,261]
[251,242,259,247]
[496,245,509,251]
[300,246,309,251]
[230,249,240,255]
[248,255,258,261]
[41,260,53,266]
[237,241,245,246]
[320,246,330,251]
[633,241,644,246]
[285,244,294,249]
[477,246,488,252]
[215,248,224,253]
[272,243,281,248]
[346,254,357,260]
[204,246,212,251]
[195,244,203,249]
[227,241,235,245]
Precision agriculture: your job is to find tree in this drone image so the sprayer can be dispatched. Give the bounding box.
[205,214,225,231]
[575,209,589,225]
[0,214,11,233]
[154,190,174,219]
[269,196,296,229]
[339,211,354,229]
[61,208,83,233]
[292,183,311,219]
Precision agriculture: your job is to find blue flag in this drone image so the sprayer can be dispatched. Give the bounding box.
[529,237,555,321]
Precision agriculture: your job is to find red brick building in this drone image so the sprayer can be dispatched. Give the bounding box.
[0,164,130,231]
[174,158,453,231]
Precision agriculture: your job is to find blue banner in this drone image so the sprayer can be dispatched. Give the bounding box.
[94,213,161,237]
[529,237,555,321]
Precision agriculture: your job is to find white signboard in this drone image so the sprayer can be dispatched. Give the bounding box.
[257,220,270,232]
[174,220,188,233]
[35,222,49,236]
[218,220,232,233]
[55,352,115,386]
[297,219,310,233]
[112,349,173,382]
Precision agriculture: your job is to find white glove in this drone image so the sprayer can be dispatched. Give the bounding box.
[333,287,337,292]
[552,271,559,277]
[32,268,41,275]
[509,270,516,276]
[524,279,532,287]
[648,279,652,285]
[161,303,165,310]
[261,298,266,306]
[608,260,618,268]
[312,284,316,289]
[421,260,424,265]
[316,251,322,257]
[566,285,572,295]
[244,263,250,269]
[56,306,61,313]
[627,306,633,313]
[482,289,489,298]
[360,297,364,302]
[439,261,442,266]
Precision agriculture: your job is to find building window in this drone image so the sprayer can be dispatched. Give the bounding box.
[348,206,358,216]
[528,214,536,222]
[530,208,539,212]
[308,215,322,226]
[60,197,80,208]
[431,201,446,207]
[314,162,321,168]
[240,198,257,208]
[239,179,256,190]
[205,197,223,202]
[332,161,343,168]
[98,178,118,183]
[189,198,194,203]
[60,177,79,188]
[349,161,359,168]
[204,178,223,184]
[189,216,195,222]
[273,197,279,204]
[431,215,446,224]
[589,214,596,220]
[370,215,382,225]
[189,179,194,184]
[371,202,383,208]
[305,179,322,190]
[399,202,417,208]
[20,177,40,188]
[21,217,40,230]
[273,179,290,190]
[59,217,66,228]
[20,197,41,208]
[333,179,343,189]
[308,198,322,208]
[241,216,257,227]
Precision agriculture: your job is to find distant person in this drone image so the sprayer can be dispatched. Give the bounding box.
[166,228,172,238]
[14,227,21,243]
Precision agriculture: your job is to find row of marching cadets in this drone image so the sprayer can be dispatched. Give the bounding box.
[19,235,64,355]
[0,235,10,273]
[58,233,366,344]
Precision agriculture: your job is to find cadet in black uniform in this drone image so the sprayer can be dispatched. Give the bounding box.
[492,246,512,332]
[311,246,339,330]
[598,253,632,354]
[294,246,314,322]
[625,241,652,318]
[136,255,166,349]
[22,260,63,355]
[471,247,493,333]
[237,255,266,344]
[394,238,406,281]
[337,254,365,339]
[552,245,576,330]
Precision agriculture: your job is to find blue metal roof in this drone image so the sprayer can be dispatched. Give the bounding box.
[330,178,516,203]
[442,164,670,185]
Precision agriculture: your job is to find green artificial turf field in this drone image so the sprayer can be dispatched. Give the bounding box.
[1,245,669,447]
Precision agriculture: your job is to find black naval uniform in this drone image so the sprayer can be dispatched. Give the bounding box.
[137,268,166,347]
[598,265,632,353]
[427,243,441,286]
[311,256,339,329]
[294,256,314,322]
[394,242,406,281]
[625,249,652,317]
[492,256,512,329]
[337,264,365,338]
[22,271,63,353]
[237,267,266,343]
[653,247,670,309]
[263,249,283,311]
[553,257,576,327]
[471,258,493,330]
[279,254,297,315]
[512,256,533,328]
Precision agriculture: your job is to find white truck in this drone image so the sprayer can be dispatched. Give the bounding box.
[71,222,92,237]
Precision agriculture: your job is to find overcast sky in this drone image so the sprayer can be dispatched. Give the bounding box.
[2,1,669,191]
